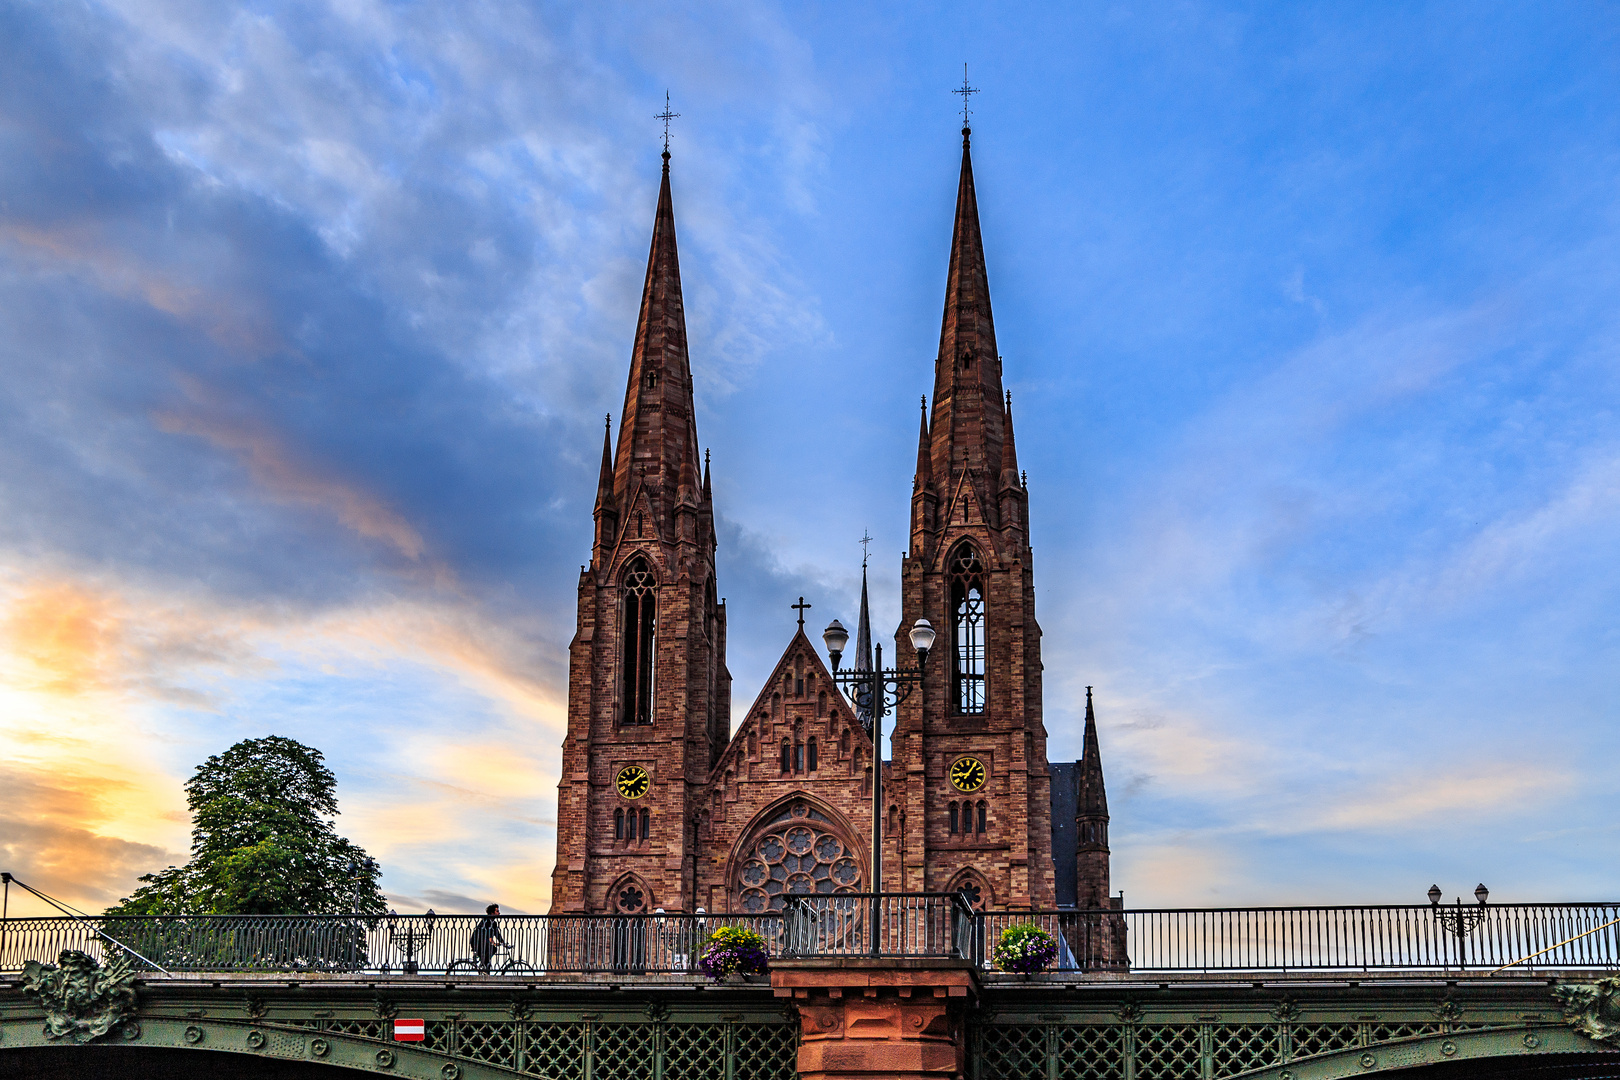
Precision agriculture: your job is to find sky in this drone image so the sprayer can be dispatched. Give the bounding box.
[3,0,1619,916]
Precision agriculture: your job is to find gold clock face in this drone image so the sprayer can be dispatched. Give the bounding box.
[949,757,987,793]
[615,765,650,800]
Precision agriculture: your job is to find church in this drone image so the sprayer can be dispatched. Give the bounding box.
[549,124,1117,926]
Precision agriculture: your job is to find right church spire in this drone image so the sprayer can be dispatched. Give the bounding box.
[929,127,1007,494]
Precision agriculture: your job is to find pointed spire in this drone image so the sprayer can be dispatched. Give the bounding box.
[999,390,1020,490]
[854,560,875,735]
[594,414,615,510]
[702,448,712,500]
[615,149,700,523]
[915,397,932,486]
[930,122,1005,486]
[1079,686,1109,819]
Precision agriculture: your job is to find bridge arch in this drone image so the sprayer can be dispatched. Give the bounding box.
[0,1014,523,1079]
[1239,1023,1618,1078]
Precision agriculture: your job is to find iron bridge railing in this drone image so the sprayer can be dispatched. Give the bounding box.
[1,901,1616,976]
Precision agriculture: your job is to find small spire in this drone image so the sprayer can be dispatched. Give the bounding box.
[1080,686,1109,819]
[702,447,712,499]
[915,397,932,484]
[854,558,875,735]
[594,414,615,509]
[999,391,1020,489]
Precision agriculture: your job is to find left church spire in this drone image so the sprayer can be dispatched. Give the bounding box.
[605,148,702,547]
[555,144,729,915]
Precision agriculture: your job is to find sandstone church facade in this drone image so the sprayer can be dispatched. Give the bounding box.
[549,127,1117,922]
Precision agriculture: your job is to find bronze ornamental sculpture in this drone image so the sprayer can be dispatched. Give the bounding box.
[1554,977,1620,1046]
[19,950,139,1043]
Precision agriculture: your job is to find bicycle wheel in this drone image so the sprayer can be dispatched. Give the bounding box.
[446,959,482,976]
[499,960,537,976]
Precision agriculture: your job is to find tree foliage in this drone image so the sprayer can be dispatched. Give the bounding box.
[109,736,386,916]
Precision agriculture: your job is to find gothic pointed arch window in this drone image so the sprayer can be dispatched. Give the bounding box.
[948,543,987,714]
[732,800,862,913]
[620,556,657,725]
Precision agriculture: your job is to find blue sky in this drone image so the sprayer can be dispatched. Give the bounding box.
[3,0,1618,914]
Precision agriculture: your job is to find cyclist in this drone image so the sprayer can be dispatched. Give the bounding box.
[470,904,509,974]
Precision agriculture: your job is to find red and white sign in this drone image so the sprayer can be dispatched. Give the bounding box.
[393,1019,425,1042]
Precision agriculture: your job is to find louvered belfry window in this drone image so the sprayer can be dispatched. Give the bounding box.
[621,557,657,725]
[949,544,986,714]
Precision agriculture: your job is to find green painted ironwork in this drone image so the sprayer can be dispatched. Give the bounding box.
[969,978,1620,1080]
[1,1002,797,1080]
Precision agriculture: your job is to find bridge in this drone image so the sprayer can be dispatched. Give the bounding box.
[4,895,1620,1080]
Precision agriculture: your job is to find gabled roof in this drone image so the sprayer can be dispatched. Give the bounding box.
[710,628,871,782]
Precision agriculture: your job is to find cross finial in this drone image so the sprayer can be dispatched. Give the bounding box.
[792,596,812,630]
[860,530,874,569]
[953,63,978,129]
[656,91,680,155]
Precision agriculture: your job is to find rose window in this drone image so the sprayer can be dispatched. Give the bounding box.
[733,802,862,913]
[615,884,647,913]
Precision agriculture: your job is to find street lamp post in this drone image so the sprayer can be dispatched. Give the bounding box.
[822,616,935,956]
[1428,883,1489,970]
[385,908,437,975]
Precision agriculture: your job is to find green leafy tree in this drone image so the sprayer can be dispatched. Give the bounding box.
[109,736,386,916]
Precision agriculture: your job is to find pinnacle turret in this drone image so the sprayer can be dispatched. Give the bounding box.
[594,414,615,509]
[1079,686,1109,821]
[914,397,932,488]
[854,560,875,736]
[999,391,1020,491]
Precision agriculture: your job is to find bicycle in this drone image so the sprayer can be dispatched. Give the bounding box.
[446,944,536,976]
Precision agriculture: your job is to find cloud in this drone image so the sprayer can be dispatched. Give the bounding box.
[1309,763,1570,832]
[155,408,430,563]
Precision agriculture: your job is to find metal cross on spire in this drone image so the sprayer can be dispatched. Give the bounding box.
[953,63,979,128]
[792,596,812,630]
[860,530,874,569]
[656,91,680,153]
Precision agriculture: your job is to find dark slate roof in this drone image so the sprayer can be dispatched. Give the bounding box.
[1049,761,1079,908]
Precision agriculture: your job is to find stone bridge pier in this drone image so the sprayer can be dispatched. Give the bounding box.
[772,959,977,1080]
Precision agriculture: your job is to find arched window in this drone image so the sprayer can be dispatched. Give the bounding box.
[948,545,986,714]
[807,737,818,772]
[781,740,791,774]
[975,801,987,834]
[840,728,851,753]
[614,808,625,840]
[818,690,827,717]
[948,802,959,834]
[620,557,657,725]
[639,808,650,841]
[732,800,862,913]
[887,804,898,835]
[794,742,804,774]
[748,730,757,758]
